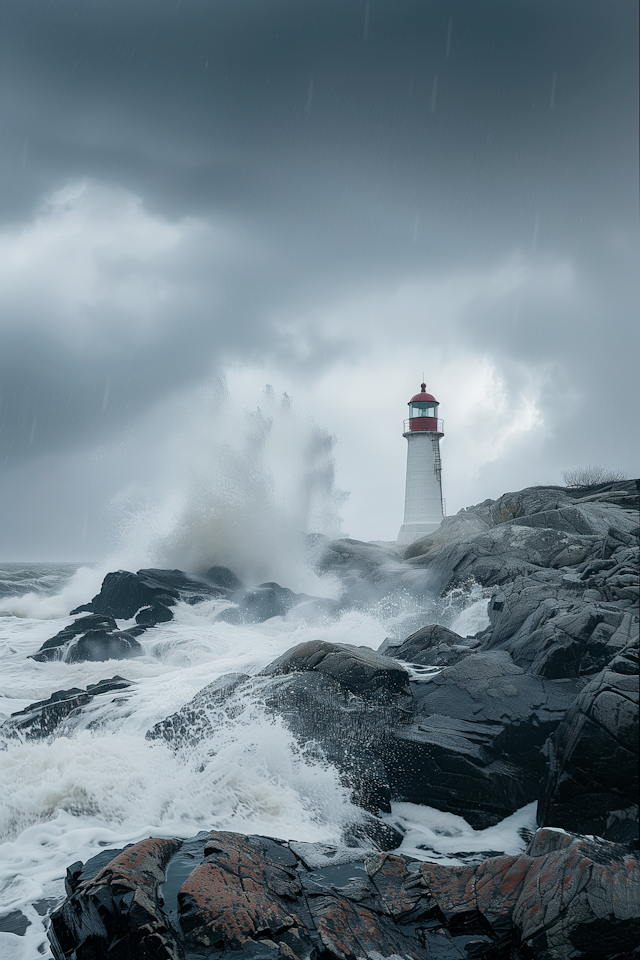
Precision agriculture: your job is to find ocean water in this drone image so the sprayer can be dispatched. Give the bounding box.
[0,560,539,959]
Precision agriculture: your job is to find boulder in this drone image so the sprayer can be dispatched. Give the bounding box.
[217,582,338,624]
[71,566,232,619]
[1,676,132,740]
[32,566,244,662]
[48,828,640,960]
[205,565,244,591]
[149,636,585,829]
[49,838,180,960]
[419,828,640,960]
[149,644,411,821]
[538,638,639,843]
[262,641,412,818]
[381,623,477,667]
[30,614,143,663]
[262,639,412,697]
[264,643,579,829]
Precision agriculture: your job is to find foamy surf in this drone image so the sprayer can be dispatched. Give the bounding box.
[0,563,523,960]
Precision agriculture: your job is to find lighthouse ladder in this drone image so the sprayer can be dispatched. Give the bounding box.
[432,438,442,482]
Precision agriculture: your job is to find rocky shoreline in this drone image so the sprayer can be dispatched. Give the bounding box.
[48,827,640,960]
[3,479,638,958]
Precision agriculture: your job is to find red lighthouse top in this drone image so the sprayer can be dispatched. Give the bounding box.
[403,383,443,436]
[409,383,437,404]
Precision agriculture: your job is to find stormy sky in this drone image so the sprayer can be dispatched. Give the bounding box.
[0,0,638,562]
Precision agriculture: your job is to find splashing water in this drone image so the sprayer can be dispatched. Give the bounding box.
[110,381,348,594]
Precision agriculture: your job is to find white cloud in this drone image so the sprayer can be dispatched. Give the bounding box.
[0,180,242,356]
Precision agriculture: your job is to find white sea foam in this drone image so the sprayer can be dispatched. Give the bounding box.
[388,801,537,865]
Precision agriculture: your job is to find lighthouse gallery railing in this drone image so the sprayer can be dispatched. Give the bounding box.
[403,418,444,434]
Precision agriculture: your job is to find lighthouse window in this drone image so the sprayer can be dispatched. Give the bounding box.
[410,403,437,418]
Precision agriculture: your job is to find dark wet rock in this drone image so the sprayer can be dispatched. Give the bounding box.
[64,847,131,896]
[419,828,640,960]
[205,565,244,591]
[32,566,237,662]
[386,652,584,827]
[148,635,584,830]
[49,837,180,960]
[140,481,637,841]
[149,647,411,820]
[381,623,477,667]
[70,566,229,619]
[31,613,117,655]
[135,600,174,625]
[258,643,582,830]
[262,641,412,816]
[237,582,310,621]
[260,646,409,818]
[65,629,143,663]
[262,639,412,697]
[49,828,640,960]
[0,910,30,936]
[1,677,132,740]
[217,582,337,624]
[538,638,639,843]
[29,613,144,663]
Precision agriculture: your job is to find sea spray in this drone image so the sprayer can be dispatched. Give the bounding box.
[109,380,348,593]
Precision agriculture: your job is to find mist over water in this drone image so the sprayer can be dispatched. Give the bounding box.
[111,381,348,594]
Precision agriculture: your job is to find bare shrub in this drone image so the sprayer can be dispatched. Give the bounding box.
[561,464,628,488]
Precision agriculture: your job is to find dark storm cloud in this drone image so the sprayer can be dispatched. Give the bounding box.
[0,0,637,482]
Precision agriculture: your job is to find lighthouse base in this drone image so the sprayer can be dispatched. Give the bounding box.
[396,520,442,548]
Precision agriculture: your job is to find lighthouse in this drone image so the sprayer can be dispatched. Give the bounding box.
[396,383,445,547]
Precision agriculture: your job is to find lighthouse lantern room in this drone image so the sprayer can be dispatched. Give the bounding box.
[396,383,445,547]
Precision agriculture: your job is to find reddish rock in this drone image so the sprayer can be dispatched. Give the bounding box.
[178,831,307,952]
[49,837,181,959]
[49,828,640,960]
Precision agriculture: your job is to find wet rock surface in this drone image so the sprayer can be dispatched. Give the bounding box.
[72,567,233,619]
[35,566,338,661]
[30,613,144,662]
[380,623,479,667]
[49,828,640,960]
[1,676,133,741]
[538,638,639,843]
[380,480,639,840]
[216,582,338,625]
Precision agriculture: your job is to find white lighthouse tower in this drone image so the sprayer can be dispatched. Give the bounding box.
[396,383,445,547]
